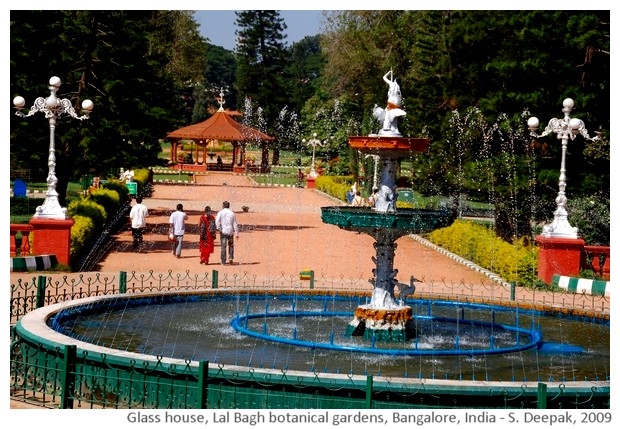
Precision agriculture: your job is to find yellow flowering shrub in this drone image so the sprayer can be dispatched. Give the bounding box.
[427,219,538,286]
[70,215,96,259]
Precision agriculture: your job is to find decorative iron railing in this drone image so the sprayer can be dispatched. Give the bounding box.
[10,270,611,326]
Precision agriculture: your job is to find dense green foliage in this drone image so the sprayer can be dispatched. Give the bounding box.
[567,194,610,246]
[190,44,238,124]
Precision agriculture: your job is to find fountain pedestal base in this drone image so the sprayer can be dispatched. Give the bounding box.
[346,305,416,342]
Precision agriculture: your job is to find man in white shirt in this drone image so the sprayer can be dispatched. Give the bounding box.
[129,196,148,251]
[169,203,189,258]
[215,200,239,265]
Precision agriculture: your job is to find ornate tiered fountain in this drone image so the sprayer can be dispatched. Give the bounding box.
[322,70,455,341]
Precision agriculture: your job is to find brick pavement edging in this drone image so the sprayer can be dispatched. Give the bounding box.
[553,274,610,297]
[10,254,58,272]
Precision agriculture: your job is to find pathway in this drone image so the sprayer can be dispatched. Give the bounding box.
[87,173,492,291]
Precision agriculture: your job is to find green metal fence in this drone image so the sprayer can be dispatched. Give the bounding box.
[10,270,611,326]
[11,334,609,409]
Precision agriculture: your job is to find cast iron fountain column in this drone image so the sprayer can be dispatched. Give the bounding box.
[322,71,455,342]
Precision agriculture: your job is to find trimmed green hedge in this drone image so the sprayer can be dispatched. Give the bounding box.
[70,215,96,259]
[102,180,129,201]
[315,175,354,202]
[68,197,107,230]
[89,188,121,219]
[67,168,151,262]
[427,219,539,286]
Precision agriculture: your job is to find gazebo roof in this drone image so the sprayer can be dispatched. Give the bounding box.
[167,110,274,142]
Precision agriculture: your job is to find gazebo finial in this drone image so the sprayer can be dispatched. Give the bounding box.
[217,87,225,112]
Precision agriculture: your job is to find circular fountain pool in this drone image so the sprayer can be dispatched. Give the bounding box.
[21,289,609,382]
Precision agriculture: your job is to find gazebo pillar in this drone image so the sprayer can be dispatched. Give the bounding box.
[170,140,178,163]
[200,141,206,165]
[240,143,246,165]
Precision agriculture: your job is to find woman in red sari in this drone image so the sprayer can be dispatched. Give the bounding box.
[199,206,216,264]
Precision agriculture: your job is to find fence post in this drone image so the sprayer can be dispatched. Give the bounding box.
[510,282,516,301]
[119,271,127,294]
[212,270,218,289]
[197,360,209,409]
[365,374,373,408]
[36,275,47,309]
[537,382,547,409]
[60,344,77,409]
[309,270,315,289]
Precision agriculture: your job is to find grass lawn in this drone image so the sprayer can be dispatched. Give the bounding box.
[250,172,298,186]
[153,173,194,182]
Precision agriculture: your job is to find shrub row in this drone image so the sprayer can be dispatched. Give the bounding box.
[315,175,354,202]
[67,169,150,260]
[426,219,539,286]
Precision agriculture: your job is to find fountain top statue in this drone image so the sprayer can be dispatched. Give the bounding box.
[384,69,402,107]
[371,70,407,137]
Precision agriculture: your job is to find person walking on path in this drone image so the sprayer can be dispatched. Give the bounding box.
[129,196,149,251]
[215,200,239,265]
[296,168,305,187]
[199,206,217,265]
[169,203,189,258]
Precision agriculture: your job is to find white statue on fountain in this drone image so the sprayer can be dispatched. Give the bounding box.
[372,70,407,137]
[375,184,396,212]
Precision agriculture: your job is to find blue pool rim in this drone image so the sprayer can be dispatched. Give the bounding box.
[230,310,543,356]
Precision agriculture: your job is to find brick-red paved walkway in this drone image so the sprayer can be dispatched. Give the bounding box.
[89,173,492,289]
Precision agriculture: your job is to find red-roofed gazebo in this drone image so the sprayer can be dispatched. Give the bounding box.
[166,108,274,173]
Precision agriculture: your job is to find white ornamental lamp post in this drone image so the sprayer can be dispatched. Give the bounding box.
[302,133,331,179]
[527,98,600,238]
[13,76,94,219]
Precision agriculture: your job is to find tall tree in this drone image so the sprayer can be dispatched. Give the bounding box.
[191,43,237,124]
[285,35,326,113]
[234,10,289,127]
